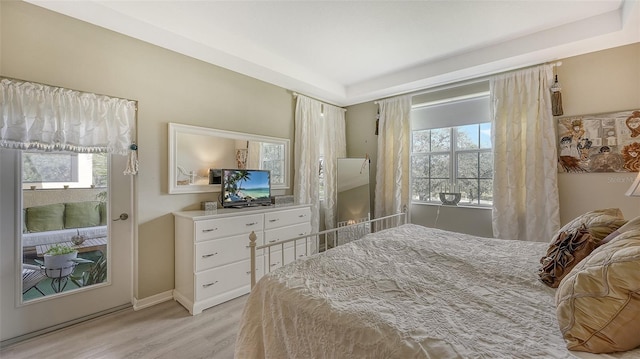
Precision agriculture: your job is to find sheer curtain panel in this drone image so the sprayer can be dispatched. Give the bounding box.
[490,65,560,242]
[294,95,323,234]
[320,103,346,231]
[293,95,346,238]
[374,95,411,219]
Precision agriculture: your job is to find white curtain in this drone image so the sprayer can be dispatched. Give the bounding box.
[490,64,560,241]
[374,95,411,219]
[294,95,323,233]
[320,103,346,231]
[293,95,346,236]
[1,78,138,173]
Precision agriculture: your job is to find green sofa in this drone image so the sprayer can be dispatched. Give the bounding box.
[22,201,107,256]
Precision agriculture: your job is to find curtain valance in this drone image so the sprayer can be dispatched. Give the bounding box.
[0,78,136,156]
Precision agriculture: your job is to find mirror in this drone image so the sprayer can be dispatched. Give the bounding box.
[168,123,290,194]
[337,158,371,225]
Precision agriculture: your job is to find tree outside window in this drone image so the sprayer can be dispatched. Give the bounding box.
[411,123,492,206]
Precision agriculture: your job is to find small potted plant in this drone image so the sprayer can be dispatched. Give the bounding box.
[43,244,78,278]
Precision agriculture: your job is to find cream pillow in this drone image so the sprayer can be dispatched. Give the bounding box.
[555,208,626,242]
[601,215,640,244]
[555,229,640,353]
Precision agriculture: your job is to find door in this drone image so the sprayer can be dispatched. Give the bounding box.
[0,149,134,342]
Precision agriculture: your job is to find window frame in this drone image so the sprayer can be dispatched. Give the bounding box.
[410,92,492,207]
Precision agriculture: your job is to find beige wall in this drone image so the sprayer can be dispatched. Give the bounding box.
[1,1,294,299]
[556,43,640,224]
[346,43,640,237]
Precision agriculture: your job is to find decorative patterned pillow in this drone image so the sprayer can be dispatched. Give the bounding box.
[556,229,640,353]
[555,208,626,242]
[538,226,599,288]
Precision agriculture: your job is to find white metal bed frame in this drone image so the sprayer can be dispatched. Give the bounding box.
[248,212,407,288]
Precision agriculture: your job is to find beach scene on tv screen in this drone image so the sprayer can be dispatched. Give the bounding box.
[223,170,270,203]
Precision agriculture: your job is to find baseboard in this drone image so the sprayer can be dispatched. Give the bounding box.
[132,290,174,311]
[1,303,131,348]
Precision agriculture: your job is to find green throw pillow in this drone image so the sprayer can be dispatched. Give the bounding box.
[99,202,107,226]
[65,201,101,229]
[26,203,65,232]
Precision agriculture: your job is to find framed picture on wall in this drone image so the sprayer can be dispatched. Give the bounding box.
[557,109,640,173]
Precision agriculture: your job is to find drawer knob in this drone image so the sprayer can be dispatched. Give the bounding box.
[202,281,218,288]
[202,252,218,258]
[202,228,218,233]
[245,222,258,226]
[270,263,278,267]
[298,214,306,218]
[269,219,279,222]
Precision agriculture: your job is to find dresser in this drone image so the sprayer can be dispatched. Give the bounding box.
[173,204,312,315]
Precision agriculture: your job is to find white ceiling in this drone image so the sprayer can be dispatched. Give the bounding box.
[26,0,640,106]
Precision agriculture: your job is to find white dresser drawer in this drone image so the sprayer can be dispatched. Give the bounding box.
[264,222,312,245]
[264,207,311,229]
[195,257,264,302]
[194,214,263,242]
[195,232,263,272]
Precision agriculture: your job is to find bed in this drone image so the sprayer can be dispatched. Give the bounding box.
[235,221,640,358]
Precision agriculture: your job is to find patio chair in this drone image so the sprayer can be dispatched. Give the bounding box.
[22,263,46,296]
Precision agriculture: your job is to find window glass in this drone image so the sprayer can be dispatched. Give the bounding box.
[430,128,450,152]
[22,152,107,189]
[261,143,284,185]
[411,123,492,206]
[480,122,492,149]
[457,152,478,179]
[412,130,430,153]
[456,124,479,150]
[430,154,450,179]
[22,152,77,183]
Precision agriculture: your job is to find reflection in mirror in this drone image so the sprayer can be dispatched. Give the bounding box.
[21,151,109,302]
[337,158,371,225]
[169,123,290,194]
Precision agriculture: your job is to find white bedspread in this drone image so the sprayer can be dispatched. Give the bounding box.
[235,224,640,359]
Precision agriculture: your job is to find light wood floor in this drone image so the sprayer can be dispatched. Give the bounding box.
[0,295,247,359]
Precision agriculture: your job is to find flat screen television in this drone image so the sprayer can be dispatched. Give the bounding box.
[220,169,272,208]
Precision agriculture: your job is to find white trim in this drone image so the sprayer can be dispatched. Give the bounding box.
[132,290,174,311]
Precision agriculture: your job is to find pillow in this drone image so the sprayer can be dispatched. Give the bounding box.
[26,203,65,232]
[555,208,626,242]
[99,201,107,226]
[64,201,101,229]
[538,225,599,288]
[555,229,640,353]
[601,215,640,244]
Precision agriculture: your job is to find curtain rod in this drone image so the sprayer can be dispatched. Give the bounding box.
[292,92,347,112]
[373,61,562,105]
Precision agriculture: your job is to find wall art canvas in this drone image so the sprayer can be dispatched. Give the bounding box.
[557,109,640,173]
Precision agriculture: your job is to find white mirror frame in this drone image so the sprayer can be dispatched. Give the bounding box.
[168,123,290,194]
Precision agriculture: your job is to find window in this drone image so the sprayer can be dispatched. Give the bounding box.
[412,123,492,205]
[410,92,492,206]
[260,142,285,185]
[22,151,108,189]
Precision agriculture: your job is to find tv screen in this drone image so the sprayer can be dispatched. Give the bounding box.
[221,169,272,208]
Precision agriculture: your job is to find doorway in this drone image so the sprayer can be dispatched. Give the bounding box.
[0,149,134,343]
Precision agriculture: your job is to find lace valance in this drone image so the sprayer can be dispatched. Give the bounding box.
[1,78,136,156]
